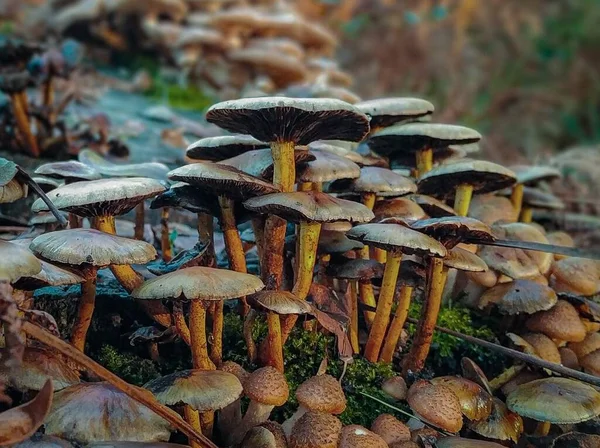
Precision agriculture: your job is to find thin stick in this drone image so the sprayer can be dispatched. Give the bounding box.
[22,321,218,448]
[404,317,600,388]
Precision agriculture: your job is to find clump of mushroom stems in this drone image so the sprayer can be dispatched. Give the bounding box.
[379,284,414,363]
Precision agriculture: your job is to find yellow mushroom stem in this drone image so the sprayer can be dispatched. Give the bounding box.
[359,281,376,327]
[134,203,145,240]
[243,309,257,364]
[94,215,172,327]
[70,273,97,352]
[184,405,203,448]
[364,251,402,362]
[210,301,223,367]
[510,183,524,217]
[488,364,525,391]
[189,300,215,371]
[534,421,551,437]
[298,182,313,192]
[262,140,296,289]
[520,207,533,223]
[373,248,387,263]
[312,182,323,192]
[11,92,39,157]
[453,183,474,217]
[404,257,447,375]
[22,321,217,448]
[379,284,414,363]
[416,148,433,176]
[250,216,265,263]
[172,302,191,346]
[358,192,377,259]
[266,311,284,372]
[161,207,172,262]
[349,280,360,354]
[197,212,216,266]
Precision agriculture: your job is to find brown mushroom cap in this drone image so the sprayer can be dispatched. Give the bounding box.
[370,414,410,445]
[410,216,494,245]
[249,290,313,315]
[331,167,417,197]
[468,397,523,443]
[326,259,384,281]
[220,148,315,181]
[372,198,426,223]
[559,347,581,370]
[478,279,557,315]
[339,425,387,448]
[295,374,346,414]
[248,37,305,60]
[289,412,342,448]
[381,376,408,401]
[506,377,600,424]
[510,165,561,185]
[430,376,493,421]
[220,361,250,386]
[520,333,561,363]
[35,161,101,182]
[407,380,463,433]
[186,135,269,161]
[132,266,264,301]
[240,425,283,448]
[30,229,156,268]
[206,97,370,145]
[581,349,600,376]
[568,332,600,359]
[525,300,586,342]
[551,258,600,296]
[0,240,41,282]
[417,161,516,198]
[408,194,457,217]
[468,194,518,225]
[245,367,289,406]
[31,178,166,217]
[45,382,172,443]
[298,150,361,183]
[356,98,434,129]
[460,358,492,395]
[229,48,307,88]
[144,369,243,411]
[244,191,375,224]
[347,223,447,257]
[443,247,488,272]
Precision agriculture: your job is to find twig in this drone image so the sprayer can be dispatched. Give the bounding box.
[22,321,217,448]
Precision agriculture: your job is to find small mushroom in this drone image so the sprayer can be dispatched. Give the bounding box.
[468,397,523,443]
[371,414,411,445]
[406,380,463,434]
[289,411,342,448]
[430,376,493,422]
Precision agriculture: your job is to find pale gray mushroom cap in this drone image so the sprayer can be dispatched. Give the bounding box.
[370,122,481,151]
[132,266,264,301]
[78,149,170,179]
[298,150,361,183]
[443,246,488,272]
[13,258,85,290]
[206,97,370,145]
[356,97,434,129]
[220,148,315,180]
[45,382,172,443]
[372,197,427,222]
[521,187,564,210]
[510,165,561,185]
[144,370,243,412]
[0,240,42,282]
[243,191,374,224]
[408,194,457,217]
[479,279,557,315]
[347,223,446,257]
[34,161,101,182]
[186,135,269,161]
[332,167,416,197]
[249,290,313,315]
[30,229,157,268]
[31,178,166,217]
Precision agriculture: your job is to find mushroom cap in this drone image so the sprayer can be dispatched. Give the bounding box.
[339,425,387,448]
[525,300,586,342]
[78,150,170,180]
[500,370,544,397]
[0,240,41,282]
[407,380,463,433]
[372,198,426,223]
[521,187,564,210]
[13,258,84,290]
[382,376,408,401]
[581,349,600,376]
[326,259,384,281]
[29,211,67,226]
[559,347,581,370]
[220,361,250,386]
[417,161,516,198]
[408,194,457,217]
[221,148,315,181]
[493,222,553,275]
[478,279,557,315]
[289,412,342,448]
[468,194,518,226]
[34,161,101,182]
[30,229,156,268]
[45,382,172,443]
[520,333,561,363]
[430,376,493,421]
[0,158,18,186]
[435,437,505,448]
[443,247,488,272]
[468,397,523,443]
[295,374,346,414]
[510,165,561,185]
[86,444,189,448]
[410,216,494,245]
[240,425,283,448]
[317,230,364,254]
[506,378,600,424]
[347,223,447,257]
[175,27,224,49]
[206,97,370,145]
[249,290,313,315]
[229,48,307,87]
[144,369,243,411]
[331,167,417,197]
[186,135,269,161]
[244,191,375,224]
[370,414,410,445]
[0,177,28,203]
[168,162,278,200]
[568,332,600,359]
[14,434,76,447]
[551,258,600,296]
[0,346,79,392]
[244,367,289,406]
[298,150,361,183]
[248,37,305,60]
[308,141,368,166]
[132,266,264,301]
[31,178,166,217]
[356,98,434,129]
[150,182,237,218]
[460,358,492,395]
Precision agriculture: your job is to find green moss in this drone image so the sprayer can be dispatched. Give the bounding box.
[94,344,160,386]
[145,80,215,111]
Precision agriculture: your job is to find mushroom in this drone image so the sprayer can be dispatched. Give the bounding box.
[281,374,346,437]
[44,382,172,443]
[525,300,587,343]
[518,187,564,223]
[468,194,518,225]
[216,361,249,438]
[289,411,342,448]
[297,150,361,192]
[30,229,157,351]
[339,425,388,448]
[551,257,600,296]
[347,223,446,362]
[382,376,408,401]
[408,194,457,217]
[435,437,504,447]
[356,98,434,132]
[406,380,463,433]
[468,397,523,443]
[186,135,269,162]
[508,165,561,217]
[569,332,600,360]
[479,279,557,315]
[371,414,411,445]
[429,376,493,422]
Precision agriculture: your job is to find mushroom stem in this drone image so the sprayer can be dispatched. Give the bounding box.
[22,321,217,448]
[197,213,216,266]
[70,274,97,352]
[359,193,377,259]
[281,405,308,438]
[510,183,524,217]
[312,182,323,192]
[243,309,257,363]
[380,284,413,363]
[359,281,376,326]
[404,258,447,375]
[373,248,387,263]
[364,252,402,362]
[453,184,474,216]
[210,301,223,367]
[292,221,321,300]
[520,207,533,223]
[184,405,203,448]
[250,216,265,263]
[134,203,145,240]
[229,400,275,446]
[416,148,433,176]
[11,92,39,157]
[95,215,172,328]
[266,311,284,372]
[189,300,215,370]
[534,421,551,436]
[349,280,359,354]
[67,213,81,229]
[161,207,172,262]
[173,302,192,346]
[42,76,54,110]
[299,182,313,192]
[488,364,525,391]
